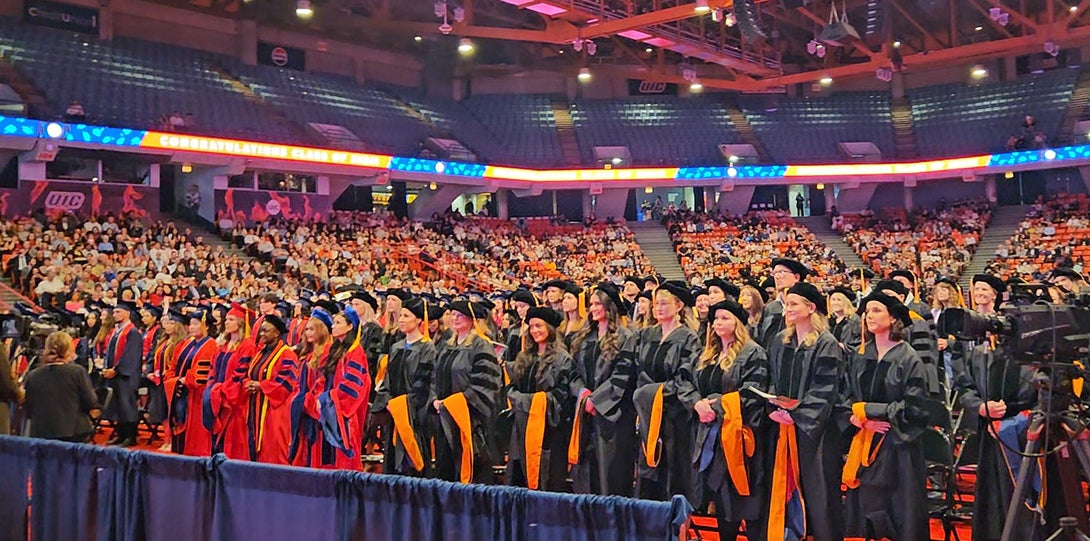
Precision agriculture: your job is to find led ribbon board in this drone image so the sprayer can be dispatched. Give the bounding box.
[1,115,1087,182]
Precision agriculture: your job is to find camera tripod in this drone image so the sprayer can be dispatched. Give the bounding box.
[999,370,1090,541]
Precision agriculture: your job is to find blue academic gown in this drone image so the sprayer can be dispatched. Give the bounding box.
[102,322,145,424]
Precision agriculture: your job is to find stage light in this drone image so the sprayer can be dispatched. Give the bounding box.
[295,0,313,18]
[816,183,825,190]
[694,0,710,13]
[578,67,591,82]
[1044,149,1057,160]
[45,122,64,139]
[1004,171,1014,179]
[458,38,474,54]
[612,157,623,165]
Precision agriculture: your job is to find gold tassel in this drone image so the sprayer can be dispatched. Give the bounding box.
[578,290,587,320]
[422,299,431,342]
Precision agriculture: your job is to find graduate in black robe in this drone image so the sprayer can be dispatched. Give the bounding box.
[764,282,845,541]
[687,300,769,541]
[505,307,575,492]
[757,259,810,350]
[371,297,437,477]
[828,286,862,353]
[953,274,1039,541]
[429,301,503,484]
[567,283,638,496]
[102,301,145,446]
[633,280,702,501]
[841,292,931,541]
[872,280,943,400]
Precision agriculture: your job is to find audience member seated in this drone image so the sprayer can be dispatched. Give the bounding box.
[986,192,1090,281]
[665,207,849,290]
[835,198,993,286]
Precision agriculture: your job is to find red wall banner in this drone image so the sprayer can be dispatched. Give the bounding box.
[0,180,160,219]
[215,188,330,224]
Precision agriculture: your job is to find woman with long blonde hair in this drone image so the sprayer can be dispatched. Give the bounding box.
[633,289,656,329]
[205,303,255,458]
[567,283,638,496]
[633,280,701,501]
[290,308,333,467]
[764,282,845,541]
[689,300,769,541]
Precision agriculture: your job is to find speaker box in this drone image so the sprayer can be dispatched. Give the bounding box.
[863,0,891,49]
[735,0,766,42]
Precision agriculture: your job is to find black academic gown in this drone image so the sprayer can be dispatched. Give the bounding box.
[766,329,845,541]
[102,323,144,424]
[358,322,385,381]
[633,324,702,502]
[505,349,575,492]
[829,313,863,353]
[954,341,1038,541]
[687,342,769,527]
[906,312,944,401]
[568,326,638,496]
[842,341,931,541]
[371,338,436,477]
[429,334,503,484]
[756,299,785,350]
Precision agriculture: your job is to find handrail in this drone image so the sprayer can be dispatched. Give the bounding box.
[383,245,496,293]
[0,279,43,313]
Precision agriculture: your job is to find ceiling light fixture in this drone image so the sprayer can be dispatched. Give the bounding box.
[458,38,474,54]
[295,0,313,18]
[578,67,592,82]
[694,0,710,13]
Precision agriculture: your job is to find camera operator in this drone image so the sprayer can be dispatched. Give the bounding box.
[951,274,1038,541]
[23,331,100,442]
[1048,267,1087,298]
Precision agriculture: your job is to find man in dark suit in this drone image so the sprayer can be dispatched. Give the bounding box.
[102,300,145,446]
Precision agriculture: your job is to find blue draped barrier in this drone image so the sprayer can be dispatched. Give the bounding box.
[0,436,691,541]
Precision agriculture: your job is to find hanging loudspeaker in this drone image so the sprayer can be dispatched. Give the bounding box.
[863,0,892,49]
[734,0,766,42]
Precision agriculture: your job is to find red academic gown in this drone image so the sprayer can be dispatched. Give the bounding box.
[238,339,300,465]
[290,343,330,468]
[302,343,371,470]
[166,335,217,456]
[205,339,256,459]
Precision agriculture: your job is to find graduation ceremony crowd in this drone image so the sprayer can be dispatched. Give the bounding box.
[2,200,1089,541]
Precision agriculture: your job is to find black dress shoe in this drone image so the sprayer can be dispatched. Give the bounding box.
[114,437,137,448]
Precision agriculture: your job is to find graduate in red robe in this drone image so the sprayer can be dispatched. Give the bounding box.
[167,308,217,456]
[290,308,333,468]
[240,314,301,465]
[204,303,256,458]
[306,306,372,470]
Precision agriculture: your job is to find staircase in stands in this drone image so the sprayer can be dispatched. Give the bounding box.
[628,221,686,281]
[0,57,48,117]
[891,96,920,160]
[957,205,1030,291]
[795,216,868,271]
[722,101,772,163]
[1058,70,1090,145]
[550,100,584,166]
[210,66,322,147]
[0,276,28,312]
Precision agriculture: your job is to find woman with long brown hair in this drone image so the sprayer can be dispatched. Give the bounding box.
[688,299,769,541]
[559,283,586,341]
[738,285,765,336]
[505,306,574,492]
[149,310,187,448]
[567,282,638,496]
[633,280,701,501]
[842,292,930,541]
